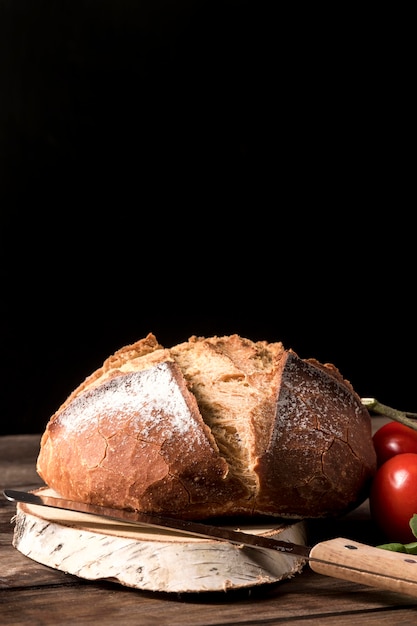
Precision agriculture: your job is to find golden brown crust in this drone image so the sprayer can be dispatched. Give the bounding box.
[38,354,247,517]
[37,333,377,520]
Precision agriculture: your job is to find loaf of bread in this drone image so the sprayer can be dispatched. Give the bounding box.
[37,333,377,521]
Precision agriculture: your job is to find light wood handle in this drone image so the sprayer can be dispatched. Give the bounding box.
[309,537,417,597]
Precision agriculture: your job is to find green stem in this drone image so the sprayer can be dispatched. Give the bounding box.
[361,398,417,432]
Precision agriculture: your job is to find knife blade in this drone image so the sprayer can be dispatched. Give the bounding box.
[4,489,417,598]
[3,488,309,556]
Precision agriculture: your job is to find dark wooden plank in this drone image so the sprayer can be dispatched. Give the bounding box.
[1,569,417,626]
[0,434,44,491]
[3,420,417,624]
[2,499,417,625]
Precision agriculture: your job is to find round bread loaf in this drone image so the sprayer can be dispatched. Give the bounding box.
[36,333,377,520]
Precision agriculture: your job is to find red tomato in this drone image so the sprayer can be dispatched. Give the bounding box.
[369,452,417,543]
[373,421,417,467]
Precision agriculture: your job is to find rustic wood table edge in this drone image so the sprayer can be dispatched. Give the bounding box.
[1,420,417,625]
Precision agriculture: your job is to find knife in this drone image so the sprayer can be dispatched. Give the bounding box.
[4,489,417,598]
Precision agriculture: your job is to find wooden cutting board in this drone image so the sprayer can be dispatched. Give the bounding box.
[11,487,308,593]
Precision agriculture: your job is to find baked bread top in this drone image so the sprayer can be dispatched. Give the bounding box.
[37,333,377,520]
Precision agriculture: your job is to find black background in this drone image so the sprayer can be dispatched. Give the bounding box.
[1,1,414,436]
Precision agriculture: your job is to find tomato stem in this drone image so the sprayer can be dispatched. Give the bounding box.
[362,398,417,431]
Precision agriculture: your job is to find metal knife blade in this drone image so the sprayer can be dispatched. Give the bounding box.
[5,488,417,598]
[3,489,309,557]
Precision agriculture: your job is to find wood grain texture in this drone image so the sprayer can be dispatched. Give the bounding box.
[2,421,417,624]
[310,537,417,597]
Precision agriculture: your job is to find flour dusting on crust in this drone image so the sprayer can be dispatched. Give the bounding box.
[55,363,207,445]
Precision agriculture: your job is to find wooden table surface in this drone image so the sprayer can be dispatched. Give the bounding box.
[2,419,417,625]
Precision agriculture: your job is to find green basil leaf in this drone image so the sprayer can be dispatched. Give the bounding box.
[404,542,417,554]
[377,540,417,553]
[377,542,409,553]
[410,514,417,538]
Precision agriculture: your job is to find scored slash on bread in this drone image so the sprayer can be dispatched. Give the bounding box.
[37,333,377,520]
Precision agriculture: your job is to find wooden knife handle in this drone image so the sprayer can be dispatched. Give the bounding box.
[309,537,417,597]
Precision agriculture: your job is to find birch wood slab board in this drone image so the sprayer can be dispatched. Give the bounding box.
[10,488,308,593]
